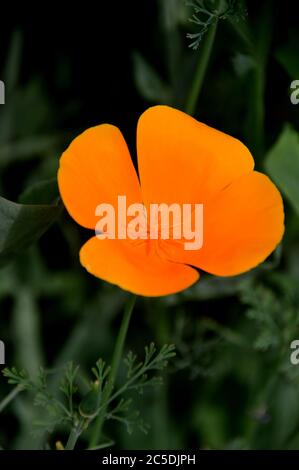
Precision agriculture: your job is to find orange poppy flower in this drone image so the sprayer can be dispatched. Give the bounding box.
[57,106,284,297]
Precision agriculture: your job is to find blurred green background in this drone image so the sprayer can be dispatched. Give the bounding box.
[1,0,299,450]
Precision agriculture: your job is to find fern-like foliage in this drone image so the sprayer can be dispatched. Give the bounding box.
[187,0,246,49]
[2,343,175,448]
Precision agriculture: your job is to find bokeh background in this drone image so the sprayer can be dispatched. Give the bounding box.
[1,0,299,450]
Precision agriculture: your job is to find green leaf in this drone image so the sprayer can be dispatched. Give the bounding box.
[159,0,185,30]
[0,134,63,167]
[269,379,299,448]
[132,52,171,103]
[0,196,61,267]
[3,30,22,94]
[232,53,255,77]
[276,45,299,80]
[19,178,59,205]
[265,125,299,216]
[79,384,101,419]
[276,32,299,80]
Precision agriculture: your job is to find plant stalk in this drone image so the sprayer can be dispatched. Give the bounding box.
[185,20,218,115]
[65,427,81,450]
[0,385,23,413]
[89,294,136,448]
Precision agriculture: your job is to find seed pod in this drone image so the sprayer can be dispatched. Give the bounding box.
[79,381,101,419]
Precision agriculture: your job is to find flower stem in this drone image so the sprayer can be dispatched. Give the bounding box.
[0,385,23,413]
[65,427,81,450]
[247,3,273,160]
[89,294,136,448]
[185,19,218,116]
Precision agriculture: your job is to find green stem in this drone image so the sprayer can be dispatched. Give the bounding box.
[89,294,136,448]
[185,20,218,115]
[65,427,81,450]
[230,0,272,160]
[248,3,273,160]
[0,385,23,413]
[88,439,115,450]
[250,65,265,158]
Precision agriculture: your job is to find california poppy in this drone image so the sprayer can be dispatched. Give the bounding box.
[58,106,284,296]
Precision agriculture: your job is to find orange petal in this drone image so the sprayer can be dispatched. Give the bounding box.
[58,125,142,229]
[160,172,284,276]
[137,105,254,206]
[80,237,199,297]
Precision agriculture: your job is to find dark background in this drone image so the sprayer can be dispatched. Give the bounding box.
[0,0,299,451]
